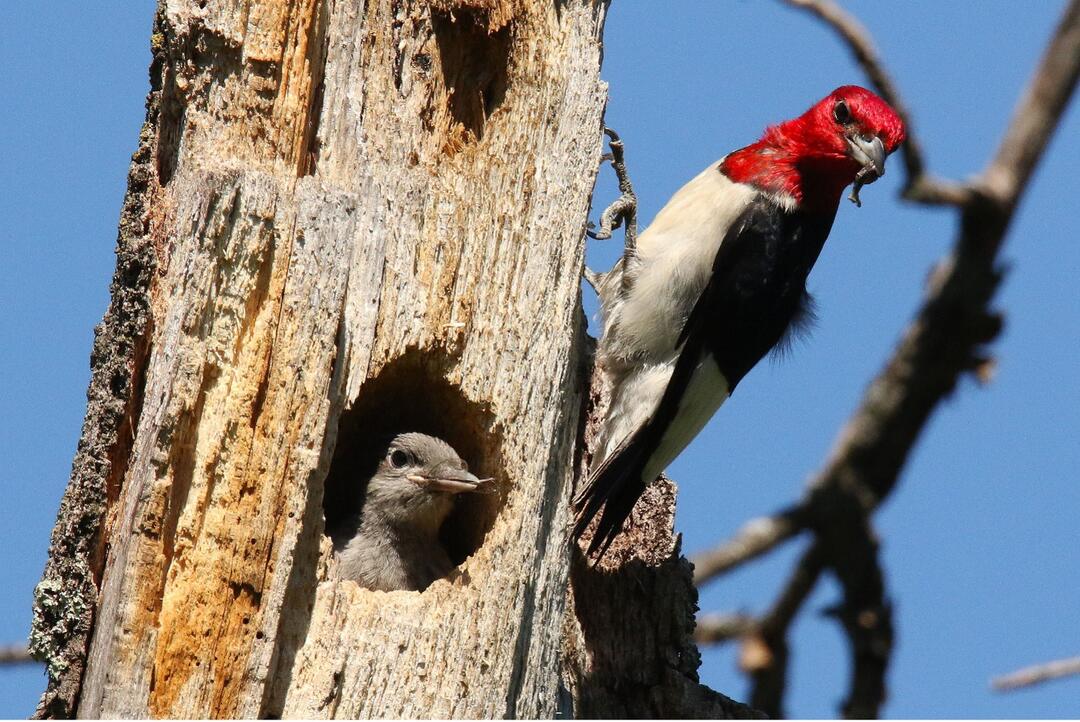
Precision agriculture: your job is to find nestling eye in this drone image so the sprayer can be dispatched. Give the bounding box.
[388,449,410,468]
[833,100,852,125]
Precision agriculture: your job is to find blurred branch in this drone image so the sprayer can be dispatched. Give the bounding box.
[691,507,805,584]
[744,544,826,719]
[992,656,1080,691]
[0,643,34,666]
[694,1,1080,717]
[780,0,972,206]
[695,0,1080,590]
[982,0,1080,207]
[694,547,826,717]
[816,514,893,719]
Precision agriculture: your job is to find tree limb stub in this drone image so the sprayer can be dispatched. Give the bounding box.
[993,656,1080,692]
[564,363,763,719]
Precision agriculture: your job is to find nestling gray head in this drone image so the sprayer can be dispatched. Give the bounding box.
[364,432,486,526]
[333,432,492,591]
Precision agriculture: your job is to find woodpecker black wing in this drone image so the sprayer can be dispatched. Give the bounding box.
[574,196,836,556]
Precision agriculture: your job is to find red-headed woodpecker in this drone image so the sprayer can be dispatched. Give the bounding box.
[575,86,905,556]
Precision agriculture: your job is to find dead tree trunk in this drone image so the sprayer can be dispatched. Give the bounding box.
[31,0,757,718]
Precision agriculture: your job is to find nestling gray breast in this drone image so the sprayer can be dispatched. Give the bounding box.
[330,432,488,592]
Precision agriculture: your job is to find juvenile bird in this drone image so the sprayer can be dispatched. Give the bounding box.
[332,432,489,591]
[576,86,905,555]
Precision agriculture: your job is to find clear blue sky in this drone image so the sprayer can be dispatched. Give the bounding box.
[1,1,1077,718]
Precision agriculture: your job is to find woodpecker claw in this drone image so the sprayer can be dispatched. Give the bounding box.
[586,222,617,241]
[586,127,639,295]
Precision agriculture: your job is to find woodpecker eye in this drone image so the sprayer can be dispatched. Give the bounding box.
[388,449,411,468]
[833,100,852,125]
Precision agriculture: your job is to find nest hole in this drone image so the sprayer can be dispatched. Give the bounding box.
[431,8,511,145]
[322,349,505,574]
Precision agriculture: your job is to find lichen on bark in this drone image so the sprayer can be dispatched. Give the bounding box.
[29,9,167,716]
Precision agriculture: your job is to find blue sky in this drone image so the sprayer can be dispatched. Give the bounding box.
[1,1,1077,718]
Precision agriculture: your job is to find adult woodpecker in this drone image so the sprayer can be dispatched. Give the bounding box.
[332,433,491,591]
[575,86,905,556]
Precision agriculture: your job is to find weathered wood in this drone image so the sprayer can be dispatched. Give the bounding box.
[33,0,764,717]
[562,379,763,720]
[44,0,607,717]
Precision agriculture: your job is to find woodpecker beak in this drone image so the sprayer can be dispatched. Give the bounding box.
[846,134,887,179]
[407,468,494,494]
[845,134,888,207]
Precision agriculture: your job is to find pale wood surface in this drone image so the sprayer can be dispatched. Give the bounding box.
[71,0,608,717]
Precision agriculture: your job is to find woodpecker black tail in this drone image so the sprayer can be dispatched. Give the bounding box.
[573,426,654,557]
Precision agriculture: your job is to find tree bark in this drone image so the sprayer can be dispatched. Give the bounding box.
[31,0,758,718]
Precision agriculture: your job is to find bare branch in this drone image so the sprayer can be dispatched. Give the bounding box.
[982,0,1080,206]
[744,544,826,718]
[762,545,826,636]
[817,515,893,719]
[695,0,1080,591]
[0,643,35,666]
[695,547,826,715]
[992,656,1080,692]
[691,507,805,584]
[717,516,891,719]
[705,518,892,719]
[780,0,972,206]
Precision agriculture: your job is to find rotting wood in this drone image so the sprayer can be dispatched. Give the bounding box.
[33,0,762,718]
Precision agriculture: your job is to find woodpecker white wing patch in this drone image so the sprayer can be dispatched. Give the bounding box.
[600,160,758,366]
[640,354,729,483]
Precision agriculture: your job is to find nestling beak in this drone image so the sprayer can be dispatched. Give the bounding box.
[407,467,495,494]
[845,134,888,207]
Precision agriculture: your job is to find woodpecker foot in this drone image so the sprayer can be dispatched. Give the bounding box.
[587,128,639,259]
[585,128,640,299]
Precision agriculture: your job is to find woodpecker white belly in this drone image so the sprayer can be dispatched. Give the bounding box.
[576,85,906,556]
[640,355,730,484]
[594,163,754,464]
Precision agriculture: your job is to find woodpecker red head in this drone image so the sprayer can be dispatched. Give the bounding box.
[577,87,905,557]
[721,86,905,210]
